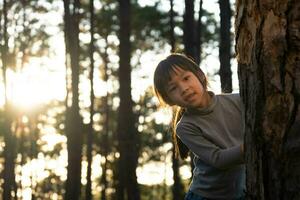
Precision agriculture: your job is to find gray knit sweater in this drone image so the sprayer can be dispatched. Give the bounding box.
[176,92,245,199]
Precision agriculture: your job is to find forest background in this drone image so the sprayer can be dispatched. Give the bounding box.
[0,0,248,199]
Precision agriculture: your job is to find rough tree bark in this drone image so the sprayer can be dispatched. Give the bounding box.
[235,0,300,199]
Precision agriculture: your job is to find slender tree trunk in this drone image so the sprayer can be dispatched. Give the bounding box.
[1,1,17,199]
[169,0,175,52]
[100,155,108,200]
[29,116,38,200]
[183,0,195,59]
[183,0,196,179]
[171,145,185,200]
[20,0,27,69]
[86,0,95,199]
[235,0,300,199]
[169,1,185,199]
[64,0,83,199]
[219,0,232,93]
[2,116,16,200]
[116,0,140,199]
[100,36,110,200]
[195,0,203,65]
[63,0,71,109]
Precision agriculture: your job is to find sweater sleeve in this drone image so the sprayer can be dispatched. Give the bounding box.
[176,122,244,169]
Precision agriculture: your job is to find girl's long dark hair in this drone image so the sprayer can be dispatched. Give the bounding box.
[172,107,190,159]
[153,53,207,160]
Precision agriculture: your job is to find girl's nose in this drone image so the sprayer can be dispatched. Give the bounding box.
[180,84,189,94]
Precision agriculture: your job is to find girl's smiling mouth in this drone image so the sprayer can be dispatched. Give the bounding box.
[184,93,196,102]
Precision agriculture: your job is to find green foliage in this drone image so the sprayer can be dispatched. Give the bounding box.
[95,1,119,37]
[201,9,220,52]
[81,0,171,53]
[34,173,65,199]
[131,3,170,50]
[1,1,55,70]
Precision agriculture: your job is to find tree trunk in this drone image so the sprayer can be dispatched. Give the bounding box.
[171,145,185,200]
[169,0,175,52]
[195,0,203,65]
[183,0,195,59]
[86,0,95,199]
[169,1,185,199]
[2,115,16,200]
[235,0,300,199]
[63,0,83,199]
[100,35,110,200]
[1,0,17,199]
[183,0,196,180]
[219,0,232,93]
[116,0,140,200]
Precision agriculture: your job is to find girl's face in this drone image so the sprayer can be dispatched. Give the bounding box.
[166,67,210,109]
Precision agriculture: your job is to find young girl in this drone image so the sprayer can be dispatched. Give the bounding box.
[153,53,245,200]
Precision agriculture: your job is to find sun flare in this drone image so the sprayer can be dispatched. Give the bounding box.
[2,58,66,109]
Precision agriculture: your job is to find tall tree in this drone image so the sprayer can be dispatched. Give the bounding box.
[195,0,203,65]
[235,0,300,199]
[116,0,140,199]
[183,0,198,180]
[171,144,185,200]
[219,0,232,93]
[183,0,204,64]
[169,1,185,200]
[100,36,110,200]
[85,0,95,199]
[63,0,83,199]
[92,6,113,198]
[169,0,175,52]
[1,1,17,199]
[183,0,195,59]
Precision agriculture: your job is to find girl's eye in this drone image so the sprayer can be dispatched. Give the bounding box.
[168,86,177,92]
[183,75,190,81]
